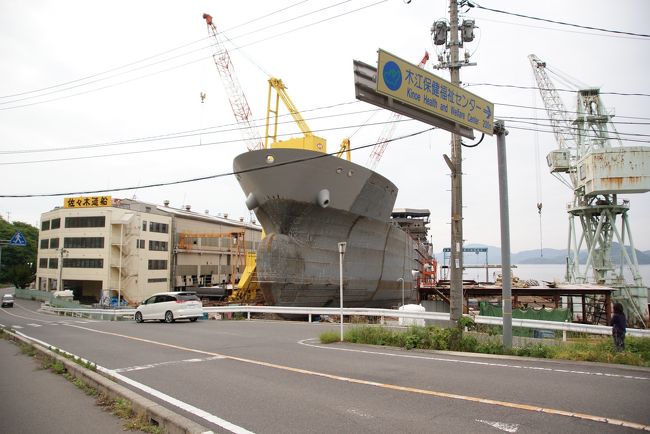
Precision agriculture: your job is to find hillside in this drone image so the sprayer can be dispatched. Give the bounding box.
[436,243,650,265]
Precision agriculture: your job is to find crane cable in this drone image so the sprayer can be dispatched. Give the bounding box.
[532,74,544,258]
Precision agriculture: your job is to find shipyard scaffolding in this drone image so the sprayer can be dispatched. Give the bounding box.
[422,246,618,324]
[529,54,650,326]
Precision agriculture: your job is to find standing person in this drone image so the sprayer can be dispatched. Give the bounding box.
[610,302,626,351]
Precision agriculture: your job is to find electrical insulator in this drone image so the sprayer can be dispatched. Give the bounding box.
[431,21,448,46]
[462,19,475,42]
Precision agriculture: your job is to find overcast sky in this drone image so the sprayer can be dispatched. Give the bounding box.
[1,0,648,254]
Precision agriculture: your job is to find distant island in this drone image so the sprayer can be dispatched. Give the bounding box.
[435,243,650,265]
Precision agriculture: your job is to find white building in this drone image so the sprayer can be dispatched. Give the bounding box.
[36,196,262,305]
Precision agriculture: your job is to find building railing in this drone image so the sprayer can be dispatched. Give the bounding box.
[37,304,650,337]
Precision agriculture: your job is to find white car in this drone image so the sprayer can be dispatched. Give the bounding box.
[1,294,14,308]
[135,291,203,323]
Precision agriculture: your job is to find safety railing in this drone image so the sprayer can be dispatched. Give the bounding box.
[38,304,650,337]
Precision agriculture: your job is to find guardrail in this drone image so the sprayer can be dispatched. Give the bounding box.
[38,304,650,337]
[40,304,135,321]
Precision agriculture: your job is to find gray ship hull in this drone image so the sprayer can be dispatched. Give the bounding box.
[233,148,422,307]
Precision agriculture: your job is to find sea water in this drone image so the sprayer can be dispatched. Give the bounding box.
[462,263,650,287]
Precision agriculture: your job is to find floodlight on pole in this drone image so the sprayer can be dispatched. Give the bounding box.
[338,242,346,342]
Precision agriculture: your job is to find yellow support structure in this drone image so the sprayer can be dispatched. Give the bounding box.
[264,77,327,153]
[228,252,261,303]
[336,138,351,161]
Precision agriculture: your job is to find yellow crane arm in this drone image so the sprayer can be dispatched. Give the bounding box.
[336,138,351,161]
[267,78,313,138]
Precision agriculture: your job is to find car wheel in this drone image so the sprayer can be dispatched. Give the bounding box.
[135,311,143,323]
[190,317,198,322]
[164,310,174,323]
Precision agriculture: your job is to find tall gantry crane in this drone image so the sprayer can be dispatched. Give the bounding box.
[529,54,650,326]
[366,51,430,170]
[203,13,263,151]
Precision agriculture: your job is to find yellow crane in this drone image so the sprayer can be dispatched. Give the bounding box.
[264,77,351,160]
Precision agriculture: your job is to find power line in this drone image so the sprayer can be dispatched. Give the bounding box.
[0,2,315,101]
[471,2,650,38]
[0,127,434,198]
[494,101,650,121]
[0,1,384,110]
[0,116,415,166]
[505,123,650,144]
[501,118,650,140]
[477,16,650,41]
[0,37,211,100]
[465,82,650,98]
[0,101,365,155]
[4,96,649,158]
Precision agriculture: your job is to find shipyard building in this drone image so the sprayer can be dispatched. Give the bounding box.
[35,196,262,305]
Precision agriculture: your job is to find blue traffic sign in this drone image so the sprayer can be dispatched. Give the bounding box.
[9,231,27,247]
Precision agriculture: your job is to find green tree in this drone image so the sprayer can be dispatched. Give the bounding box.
[0,217,38,286]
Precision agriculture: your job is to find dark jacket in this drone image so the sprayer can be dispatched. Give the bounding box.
[610,312,626,335]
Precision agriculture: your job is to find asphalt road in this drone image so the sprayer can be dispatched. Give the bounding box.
[1,292,648,434]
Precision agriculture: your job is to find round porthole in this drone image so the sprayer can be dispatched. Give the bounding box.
[336,167,343,174]
[266,155,275,164]
[347,170,354,177]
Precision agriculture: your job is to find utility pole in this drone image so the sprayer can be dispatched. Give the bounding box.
[448,0,463,325]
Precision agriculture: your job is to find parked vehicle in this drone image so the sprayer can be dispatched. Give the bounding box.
[1,294,14,308]
[135,292,203,323]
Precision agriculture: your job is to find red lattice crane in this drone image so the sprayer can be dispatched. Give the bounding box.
[366,51,429,170]
[203,13,263,151]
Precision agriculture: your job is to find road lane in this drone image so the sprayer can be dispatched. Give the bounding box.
[2,298,649,433]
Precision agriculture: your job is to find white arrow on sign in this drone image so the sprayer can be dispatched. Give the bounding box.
[476,419,520,433]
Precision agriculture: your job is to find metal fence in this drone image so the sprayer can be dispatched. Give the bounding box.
[37,304,650,338]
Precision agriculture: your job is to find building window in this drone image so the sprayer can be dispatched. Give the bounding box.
[142,221,147,231]
[64,216,106,228]
[137,239,145,249]
[148,260,168,270]
[64,237,104,249]
[39,258,48,268]
[51,218,61,229]
[50,238,60,249]
[40,239,49,249]
[149,222,169,234]
[48,258,58,269]
[147,277,168,283]
[62,258,104,268]
[149,240,168,251]
[41,220,50,231]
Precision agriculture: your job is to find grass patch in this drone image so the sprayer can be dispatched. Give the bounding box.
[20,343,37,357]
[320,331,340,344]
[320,325,650,367]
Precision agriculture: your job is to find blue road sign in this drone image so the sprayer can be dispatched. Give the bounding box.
[9,231,27,247]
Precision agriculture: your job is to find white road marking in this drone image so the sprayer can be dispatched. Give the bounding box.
[12,330,252,434]
[114,356,225,373]
[108,369,251,434]
[298,338,650,382]
[0,308,56,323]
[347,408,374,419]
[27,323,42,328]
[476,419,519,432]
[12,325,23,329]
[62,324,650,431]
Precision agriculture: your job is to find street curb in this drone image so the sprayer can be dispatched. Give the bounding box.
[5,331,214,434]
[340,341,650,373]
